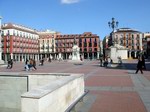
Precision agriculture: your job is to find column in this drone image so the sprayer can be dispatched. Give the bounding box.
[5,54,7,62]
[10,53,13,60]
[14,54,17,61]
[36,54,38,61]
[129,50,131,58]
[27,54,29,60]
[18,54,20,62]
[66,53,67,59]
[39,54,42,60]
[97,52,100,59]
[22,54,24,62]
[92,53,94,60]
[83,53,84,59]
[24,54,27,61]
[87,53,89,59]
[134,51,137,58]
[54,54,56,60]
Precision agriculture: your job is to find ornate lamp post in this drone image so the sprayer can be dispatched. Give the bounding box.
[108,17,119,46]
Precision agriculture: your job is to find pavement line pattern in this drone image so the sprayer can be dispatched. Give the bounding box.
[73,94,97,112]
[84,68,100,79]
[128,70,150,112]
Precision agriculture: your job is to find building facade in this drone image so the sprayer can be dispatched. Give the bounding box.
[1,23,39,61]
[56,32,100,60]
[38,30,60,60]
[143,32,150,58]
[105,28,143,58]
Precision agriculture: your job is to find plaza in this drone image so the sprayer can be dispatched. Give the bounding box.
[0,59,150,112]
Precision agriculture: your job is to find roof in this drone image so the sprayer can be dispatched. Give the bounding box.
[115,28,141,33]
[1,23,38,34]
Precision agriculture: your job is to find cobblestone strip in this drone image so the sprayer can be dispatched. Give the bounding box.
[128,70,150,112]
[74,94,97,112]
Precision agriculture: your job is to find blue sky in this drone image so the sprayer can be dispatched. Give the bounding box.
[0,0,150,39]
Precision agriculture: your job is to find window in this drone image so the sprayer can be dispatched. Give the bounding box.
[79,43,82,47]
[84,43,87,47]
[90,38,92,42]
[126,34,129,39]
[7,30,10,36]
[79,38,82,43]
[94,43,97,47]
[84,38,86,42]
[136,34,139,40]
[89,43,92,47]
[80,48,82,52]
[89,48,92,52]
[132,34,134,39]
[84,48,87,52]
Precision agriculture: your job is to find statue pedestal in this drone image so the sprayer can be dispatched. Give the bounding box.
[106,44,128,64]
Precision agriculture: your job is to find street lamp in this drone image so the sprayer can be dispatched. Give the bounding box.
[108,17,119,46]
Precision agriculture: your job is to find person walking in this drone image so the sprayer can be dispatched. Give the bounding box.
[6,59,11,69]
[135,56,143,74]
[142,55,146,70]
[25,59,29,71]
[99,57,103,67]
[32,59,37,70]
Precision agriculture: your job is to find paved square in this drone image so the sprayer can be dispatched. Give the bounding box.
[89,91,147,112]
[85,75,133,87]
[0,59,150,112]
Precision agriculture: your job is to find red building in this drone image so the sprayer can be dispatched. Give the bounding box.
[1,23,39,61]
[56,32,100,59]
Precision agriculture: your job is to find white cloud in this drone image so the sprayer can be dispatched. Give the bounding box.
[61,0,80,4]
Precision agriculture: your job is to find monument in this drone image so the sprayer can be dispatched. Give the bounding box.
[68,36,83,64]
[72,38,80,61]
[0,16,4,64]
[106,18,128,63]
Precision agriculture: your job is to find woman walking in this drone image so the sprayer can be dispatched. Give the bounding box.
[135,56,143,74]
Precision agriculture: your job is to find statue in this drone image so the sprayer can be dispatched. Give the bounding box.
[72,37,80,61]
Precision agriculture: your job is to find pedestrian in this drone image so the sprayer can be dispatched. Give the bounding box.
[142,55,146,70]
[103,57,108,67]
[8,59,13,69]
[25,59,29,71]
[100,58,103,67]
[32,59,37,70]
[39,58,44,66]
[48,57,51,62]
[28,58,33,70]
[135,56,143,74]
[6,59,11,69]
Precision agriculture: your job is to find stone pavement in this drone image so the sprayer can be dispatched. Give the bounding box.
[0,59,150,112]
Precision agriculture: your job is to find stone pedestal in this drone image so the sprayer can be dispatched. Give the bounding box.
[110,47,118,63]
[106,44,128,63]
